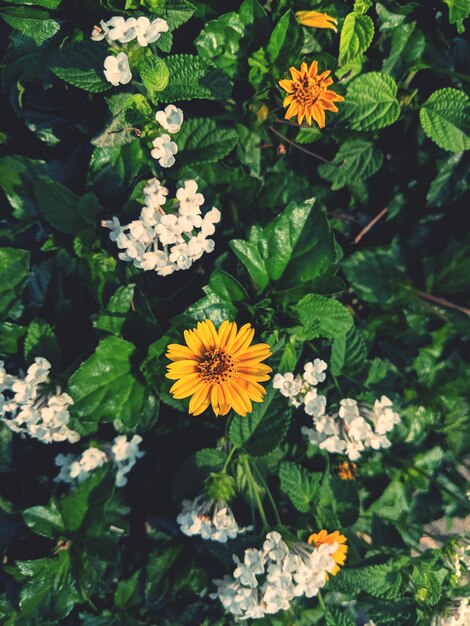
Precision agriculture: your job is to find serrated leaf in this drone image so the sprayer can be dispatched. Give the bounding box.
[68,337,147,435]
[156,54,232,101]
[295,293,353,339]
[420,88,470,152]
[339,13,374,64]
[24,318,61,367]
[279,462,321,513]
[331,326,367,375]
[318,140,383,190]
[140,55,169,98]
[341,72,401,131]
[176,118,238,165]
[51,42,111,93]
[443,0,470,23]
[161,0,195,30]
[1,7,60,46]
[0,248,30,321]
[229,386,291,456]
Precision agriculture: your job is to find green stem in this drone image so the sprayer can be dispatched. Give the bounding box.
[317,590,326,611]
[252,462,282,526]
[244,457,269,528]
[222,446,237,474]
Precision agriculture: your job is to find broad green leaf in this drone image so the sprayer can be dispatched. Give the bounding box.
[22,501,65,538]
[420,88,470,152]
[176,118,238,165]
[318,140,383,190]
[0,156,42,219]
[0,322,26,357]
[279,462,321,513]
[1,7,60,46]
[4,0,62,7]
[207,269,248,303]
[51,42,111,93]
[426,153,469,207]
[161,0,195,30]
[140,55,169,98]
[156,55,232,101]
[0,248,30,320]
[114,571,141,609]
[68,337,147,434]
[24,318,61,367]
[93,285,135,336]
[354,0,373,14]
[339,13,374,64]
[295,293,353,339]
[267,10,302,70]
[443,0,470,23]
[341,72,401,131]
[229,386,291,456]
[331,326,367,375]
[33,179,99,235]
[381,21,425,77]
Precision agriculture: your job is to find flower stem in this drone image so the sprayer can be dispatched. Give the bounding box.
[317,589,326,611]
[244,457,269,528]
[252,462,282,526]
[222,445,237,474]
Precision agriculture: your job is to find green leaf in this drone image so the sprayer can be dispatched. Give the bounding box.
[93,285,135,336]
[195,13,246,79]
[1,7,60,46]
[161,0,195,30]
[33,179,99,235]
[4,0,62,7]
[229,386,291,456]
[207,270,248,303]
[354,0,373,14]
[140,55,169,98]
[331,326,367,375]
[0,322,26,357]
[318,140,383,190]
[22,501,65,539]
[339,13,374,64]
[176,118,238,165]
[0,156,42,219]
[0,248,30,321]
[156,54,232,101]
[426,153,469,207]
[24,318,61,367]
[295,293,353,339]
[443,0,470,23]
[267,10,302,70]
[68,337,147,434]
[51,42,111,93]
[114,571,141,609]
[341,72,401,131]
[279,462,321,513]
[420,88,470,152]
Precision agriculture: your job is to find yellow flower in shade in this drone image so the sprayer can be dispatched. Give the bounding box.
[337,461,358,480]
[308,529,348,576]
[166,320,272,417]
[295,10,338,32]
[278,60,344,127]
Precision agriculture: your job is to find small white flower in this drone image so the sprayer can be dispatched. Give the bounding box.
[143,177,168,209]
[155,104,184,133]
[91,20,109,42]
[151,134,178,168]
[111,434,144,487]
[155,214,184,246]
[106,16,137,43]
[176,180,204,213]
[135,16,169,46]
[103,52,132,86]
[303,359,327,386]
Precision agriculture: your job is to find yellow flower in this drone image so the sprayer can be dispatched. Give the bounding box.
[166,320,272,417]
[308,529,348,576]
[337,461,358,480]
[295,10,338,32]
[278,60,344,127]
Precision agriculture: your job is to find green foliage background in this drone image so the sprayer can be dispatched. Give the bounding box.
[0,0,469,624]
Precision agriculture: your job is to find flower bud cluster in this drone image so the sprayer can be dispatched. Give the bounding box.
[274,360,400,460]
[1,358,80,444]
[177,496,251,543]
[212,530,338,620]
[54,434,144,488]
[103,178,221,276]
[91,15,169,86]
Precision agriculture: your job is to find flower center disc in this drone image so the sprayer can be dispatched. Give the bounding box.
[198,347,236,384]
[294,78,322,106]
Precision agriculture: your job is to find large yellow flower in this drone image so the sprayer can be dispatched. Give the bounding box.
[308,529,348,576]
[166,320,272,417]
[295,10,338,32]
[278,60,344,127]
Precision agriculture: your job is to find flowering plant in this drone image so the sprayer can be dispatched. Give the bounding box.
[0,0,469,624]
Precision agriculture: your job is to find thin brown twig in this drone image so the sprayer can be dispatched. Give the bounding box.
[268,126,330,163]
[416,291,470,317]
[353,207,388,244]
[327,210,357,222]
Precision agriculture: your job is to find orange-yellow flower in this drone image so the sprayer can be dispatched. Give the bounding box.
[166,320,272,417]
[295,10,338,32]
[308,529,348,576]
[337,461,358,480]
[278,60,344,128]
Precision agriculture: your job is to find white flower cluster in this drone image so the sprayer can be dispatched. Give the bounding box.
[274,361,401,461]
[91,15,169,86]
[212,531,338,620]
[102,178,221,276]
[1,358,80,444]
[151,105,184,168]
[54,434,144,488]
[435,599,470,626]
[177,496,251,543]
